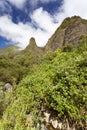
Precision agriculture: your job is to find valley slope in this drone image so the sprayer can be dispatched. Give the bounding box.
[0,16,87,130]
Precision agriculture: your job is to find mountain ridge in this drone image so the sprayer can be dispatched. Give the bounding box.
[0,45,20,55]
[1,16,87,55]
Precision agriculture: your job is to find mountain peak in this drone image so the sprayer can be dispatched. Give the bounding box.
[26,37,37,50]
[60,16,82,29]
[25,37,44,56]
[25,37,40,51]
[45,16,87,52]
[29,37,37,46]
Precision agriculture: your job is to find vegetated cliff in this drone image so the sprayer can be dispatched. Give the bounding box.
[0,38,44,85]
[0,16,87,130]
[45,16,87,51]
[0,36,87,130]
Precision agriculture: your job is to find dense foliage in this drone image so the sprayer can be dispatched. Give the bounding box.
[0,37,87,130]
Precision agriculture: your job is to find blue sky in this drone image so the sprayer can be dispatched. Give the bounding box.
[0,0,87,49]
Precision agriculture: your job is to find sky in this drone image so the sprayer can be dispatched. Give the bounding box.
[0,0,87,49]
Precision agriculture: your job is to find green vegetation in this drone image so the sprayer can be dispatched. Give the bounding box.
[0,46,19,56]
[0,46,43,85]
[60,16,82,29]
[0,36,87,130]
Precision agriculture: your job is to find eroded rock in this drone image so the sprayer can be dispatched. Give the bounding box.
[3,83,12,91]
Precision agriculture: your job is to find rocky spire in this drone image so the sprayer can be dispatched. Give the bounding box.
[26,37,37,50]
[25,37,44,55]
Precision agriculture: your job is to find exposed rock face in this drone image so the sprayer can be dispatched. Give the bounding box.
[45,16,87,52]
[26,37,37,50]
[42,110,87,130]
[25,37,44,56]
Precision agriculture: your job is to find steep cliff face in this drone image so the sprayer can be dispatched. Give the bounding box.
[45,16,87,52]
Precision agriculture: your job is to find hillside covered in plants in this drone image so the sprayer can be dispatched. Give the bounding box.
[0,16,87,130]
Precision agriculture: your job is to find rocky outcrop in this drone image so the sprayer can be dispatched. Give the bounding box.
[40,110,87,130]
[45,16,87,52]
[26,37,38,50]
[3,83,12,91]
[25,37,44,55]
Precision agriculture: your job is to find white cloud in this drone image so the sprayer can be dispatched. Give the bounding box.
[28,0,58,8]
[0,12,58,49]
[0,0,58,10]
[40,0,57,2]
[6,0,57,9]
[29,0,57,4]
[55,0,87,23]
[7,0,26,9]
[0,15,34,49]
[64,0,87,19]
[0,0,12,14]
[30,7,58,33]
